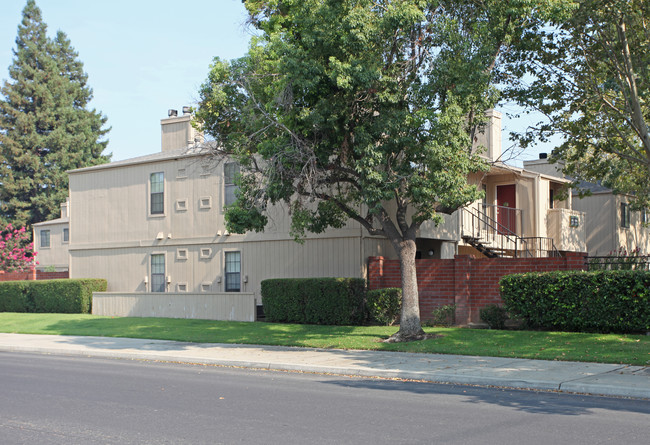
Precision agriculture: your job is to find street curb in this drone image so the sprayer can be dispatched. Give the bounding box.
[3,342,649,399]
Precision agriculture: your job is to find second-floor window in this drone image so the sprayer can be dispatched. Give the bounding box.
[150,172,164,215]
[63,228,69,243]
[40,230,50,248]
[224,162,239,207]
[621,203,631,228]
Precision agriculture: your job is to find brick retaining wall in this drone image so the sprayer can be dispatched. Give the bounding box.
[0,270,69,281]
[368,253,586,325]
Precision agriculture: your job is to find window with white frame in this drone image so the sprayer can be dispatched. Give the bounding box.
[621,203,631,228]
[40,230,50,248]
[150,172,164,215]
[63,228,69,243]
[224,162,239,207]
[151,254,165,292]
[225,251,241,292]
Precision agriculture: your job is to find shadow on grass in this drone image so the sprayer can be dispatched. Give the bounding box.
[2,313,649,365]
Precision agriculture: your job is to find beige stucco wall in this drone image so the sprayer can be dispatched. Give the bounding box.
[92,292,256,321]
[547,208,586,252]
[571,193,650,255]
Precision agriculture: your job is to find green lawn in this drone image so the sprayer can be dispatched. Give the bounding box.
[1,313,648,366]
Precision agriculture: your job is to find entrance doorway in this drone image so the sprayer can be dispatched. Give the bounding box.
[496,184,517,234]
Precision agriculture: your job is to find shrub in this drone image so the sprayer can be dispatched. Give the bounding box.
[479,304,508,329]
[261,278,366,325]
[427,304,456,327]
[366,288,401,325]
[0,279,107,314]
[500,270,650,333]
[0,281,32,312]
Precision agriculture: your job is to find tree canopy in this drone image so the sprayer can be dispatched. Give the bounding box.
[505,0,650,208]
[197,0,572,340]
[0,0,110,228]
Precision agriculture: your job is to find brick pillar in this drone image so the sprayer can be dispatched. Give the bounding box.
[367,256,385,290]
[31,267,36,280]
[564,251,587,271]
[453,255,473,325]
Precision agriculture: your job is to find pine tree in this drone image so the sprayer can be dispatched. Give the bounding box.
[0,0,110,228]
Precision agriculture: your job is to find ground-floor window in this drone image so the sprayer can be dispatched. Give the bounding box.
[151,254,165,292]
[225,251,241,292]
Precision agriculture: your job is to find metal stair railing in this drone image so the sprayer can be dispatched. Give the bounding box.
[461,205,532,258]
[519,237,562,258]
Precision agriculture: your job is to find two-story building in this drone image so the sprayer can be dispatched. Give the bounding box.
[524,155,649,256]
[34,108,588,321]
[32,199,70,272]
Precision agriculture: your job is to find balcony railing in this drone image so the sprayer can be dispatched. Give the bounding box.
[461,203,559,258]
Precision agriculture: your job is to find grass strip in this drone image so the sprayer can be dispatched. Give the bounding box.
[0,313,648,366]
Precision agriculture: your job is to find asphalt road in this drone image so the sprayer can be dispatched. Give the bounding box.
[1,352,649,444]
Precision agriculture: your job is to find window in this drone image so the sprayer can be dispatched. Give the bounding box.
[200,248,212,259]
[151,254,165,292]
[225,251,241,292]
[549,189,554,210]
[642,208,649,224]
[201,282,212,292]
[224,162,239,207]
[176,248,188,261]
[175,199,188,212]
[621,203,631,228]
[40,230,50,248]
[177,283,188,292]
[569,215,579,227]
[199,196,212,209]
[150,172,164,215]
[63,228,69,243]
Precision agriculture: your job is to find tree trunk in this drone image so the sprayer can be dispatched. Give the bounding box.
[388,237,426,342]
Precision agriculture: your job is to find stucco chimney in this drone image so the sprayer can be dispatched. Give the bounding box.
[160,107,204,152]
[472,109,502,162]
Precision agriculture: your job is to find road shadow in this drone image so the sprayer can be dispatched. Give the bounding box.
[319,378,650,416]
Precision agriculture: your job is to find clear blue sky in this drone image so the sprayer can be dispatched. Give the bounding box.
[0,0,549,164]
[0,0,252,162]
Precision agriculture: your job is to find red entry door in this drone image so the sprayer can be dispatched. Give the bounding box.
[496,184,516,234]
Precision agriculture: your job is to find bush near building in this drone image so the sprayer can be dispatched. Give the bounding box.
[500,271,650,333]
[0,279,107,314]
[261,278,366,325]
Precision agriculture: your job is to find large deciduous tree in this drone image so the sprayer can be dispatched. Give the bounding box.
[0,0,110,228]
[506,0,650,208]
[197,0,569,340]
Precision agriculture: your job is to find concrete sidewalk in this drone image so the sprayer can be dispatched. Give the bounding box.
[1,333,649,399]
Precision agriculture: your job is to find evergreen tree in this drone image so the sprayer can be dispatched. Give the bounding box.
[0,0,110,228]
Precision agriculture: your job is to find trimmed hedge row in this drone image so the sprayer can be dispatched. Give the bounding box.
[0,279,107,314]
[366,288,401,326]
[261,278,367,325]
[500,270,650,333]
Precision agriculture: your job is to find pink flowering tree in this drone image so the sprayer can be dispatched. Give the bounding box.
[0,224,37,272]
